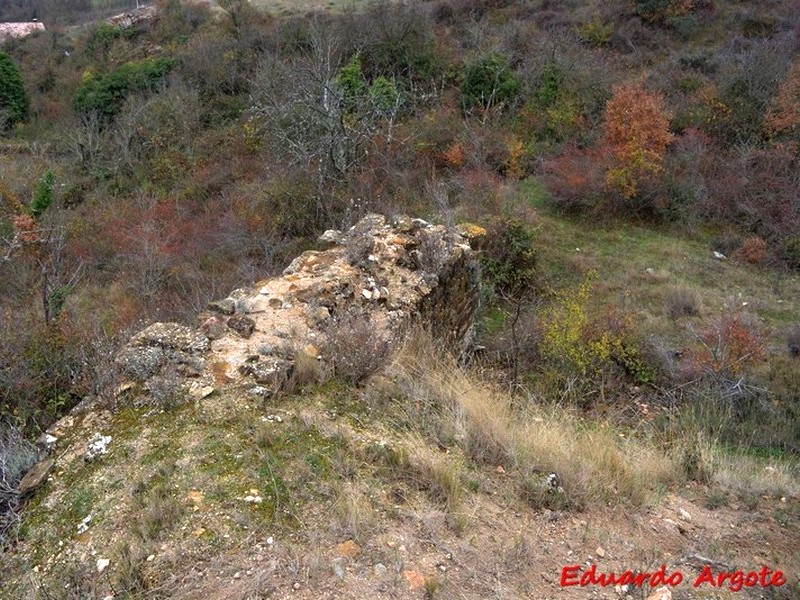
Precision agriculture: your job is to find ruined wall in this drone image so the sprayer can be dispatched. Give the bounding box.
[116,214,484,404]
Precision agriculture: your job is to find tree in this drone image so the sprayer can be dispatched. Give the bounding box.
[460,52,520,114]
[602,83,673,199]
[0,51,29,131]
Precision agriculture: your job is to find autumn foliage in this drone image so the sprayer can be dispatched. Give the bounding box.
[602,83,673,199]
[765,60,800,140]
[688,314,766,379]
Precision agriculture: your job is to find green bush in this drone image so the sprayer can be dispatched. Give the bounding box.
[30,171,55,218]
[460,53,520,112]
[0,51,29,130]
[479,217,537,298]
[85,23,134,58]
[74,57,176,120]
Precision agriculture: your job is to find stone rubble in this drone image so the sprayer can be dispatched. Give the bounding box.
[115,214,485,406]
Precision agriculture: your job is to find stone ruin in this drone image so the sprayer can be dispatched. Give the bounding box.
[115,214,485,404]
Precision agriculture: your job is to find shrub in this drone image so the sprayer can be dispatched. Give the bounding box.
[542,146,608,213]
[324,310,391,384]
[0,422,40,546]
[479,217,537,299]
[74,58,177,120]
[787,325,800,357]
[634,0,711,25]
[665,286,699,319]
[577,17,613,47]
[0,51,29,130]
[460,52,520,113]
[602,83,673,199]
[688,314,766,380]
[765,60,800,140]
[784,237,800,271]
[735,236,768,266]
[30,171,55,218]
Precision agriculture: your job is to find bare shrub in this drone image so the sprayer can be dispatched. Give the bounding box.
[414,229,450,273]
[324,310,391,384]
[0,423,40,546]
[787,325,800,357]
[665,286,699,319]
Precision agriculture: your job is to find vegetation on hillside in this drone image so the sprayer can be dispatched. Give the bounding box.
[0,0,797,521]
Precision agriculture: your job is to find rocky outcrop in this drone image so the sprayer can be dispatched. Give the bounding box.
[0,22,45,43]
[116,214,485,404]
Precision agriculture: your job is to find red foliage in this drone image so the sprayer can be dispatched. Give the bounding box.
[12,214,39,245]
[688,314,766,379]
[735,236,768,266]
[542,146,609,212]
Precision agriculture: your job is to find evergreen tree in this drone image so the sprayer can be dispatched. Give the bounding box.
[0,51,29,131]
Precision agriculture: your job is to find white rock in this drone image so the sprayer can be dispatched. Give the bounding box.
[77,514,93,534]
[713,251,727,260]
[96,558,110,573]
[85,433,112,461]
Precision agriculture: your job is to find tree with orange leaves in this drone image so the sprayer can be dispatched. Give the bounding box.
[603,83,673,199]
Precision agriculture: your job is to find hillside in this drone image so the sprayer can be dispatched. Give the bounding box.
[1,0,799,598]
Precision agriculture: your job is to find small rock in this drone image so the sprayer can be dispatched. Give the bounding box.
[332,558,346,580]
[207,298,236,316]
[678,508,692,521]
[305,306,330,328]
[318,229,346,245]
[228,315,256,338]
[268,297,283,309]
[96,558,110,573]
[146,554,155,562]
[85,433,112,462]
[595,546,605,559]
[201,316,227,340]
[77,514,93,535]
[403,570,425,591]
[713,251,727,260]
[374,563,388,577]
[233,572,241,580]
[293,582,301,590]
[337,539,360,558]
[646,587,672,600]
[302,344,320,359]
[17,458,54,496]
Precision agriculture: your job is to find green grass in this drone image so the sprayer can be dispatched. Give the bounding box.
[514,177,800,349]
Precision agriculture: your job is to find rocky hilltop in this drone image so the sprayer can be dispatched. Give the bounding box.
[115,213,484,408]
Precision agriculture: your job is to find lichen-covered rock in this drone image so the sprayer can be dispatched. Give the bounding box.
[116,214,482,407]
[129,323,210,354]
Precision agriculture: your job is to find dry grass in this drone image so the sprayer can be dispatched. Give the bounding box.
[387,332,679,508]
[713,456,798,499]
